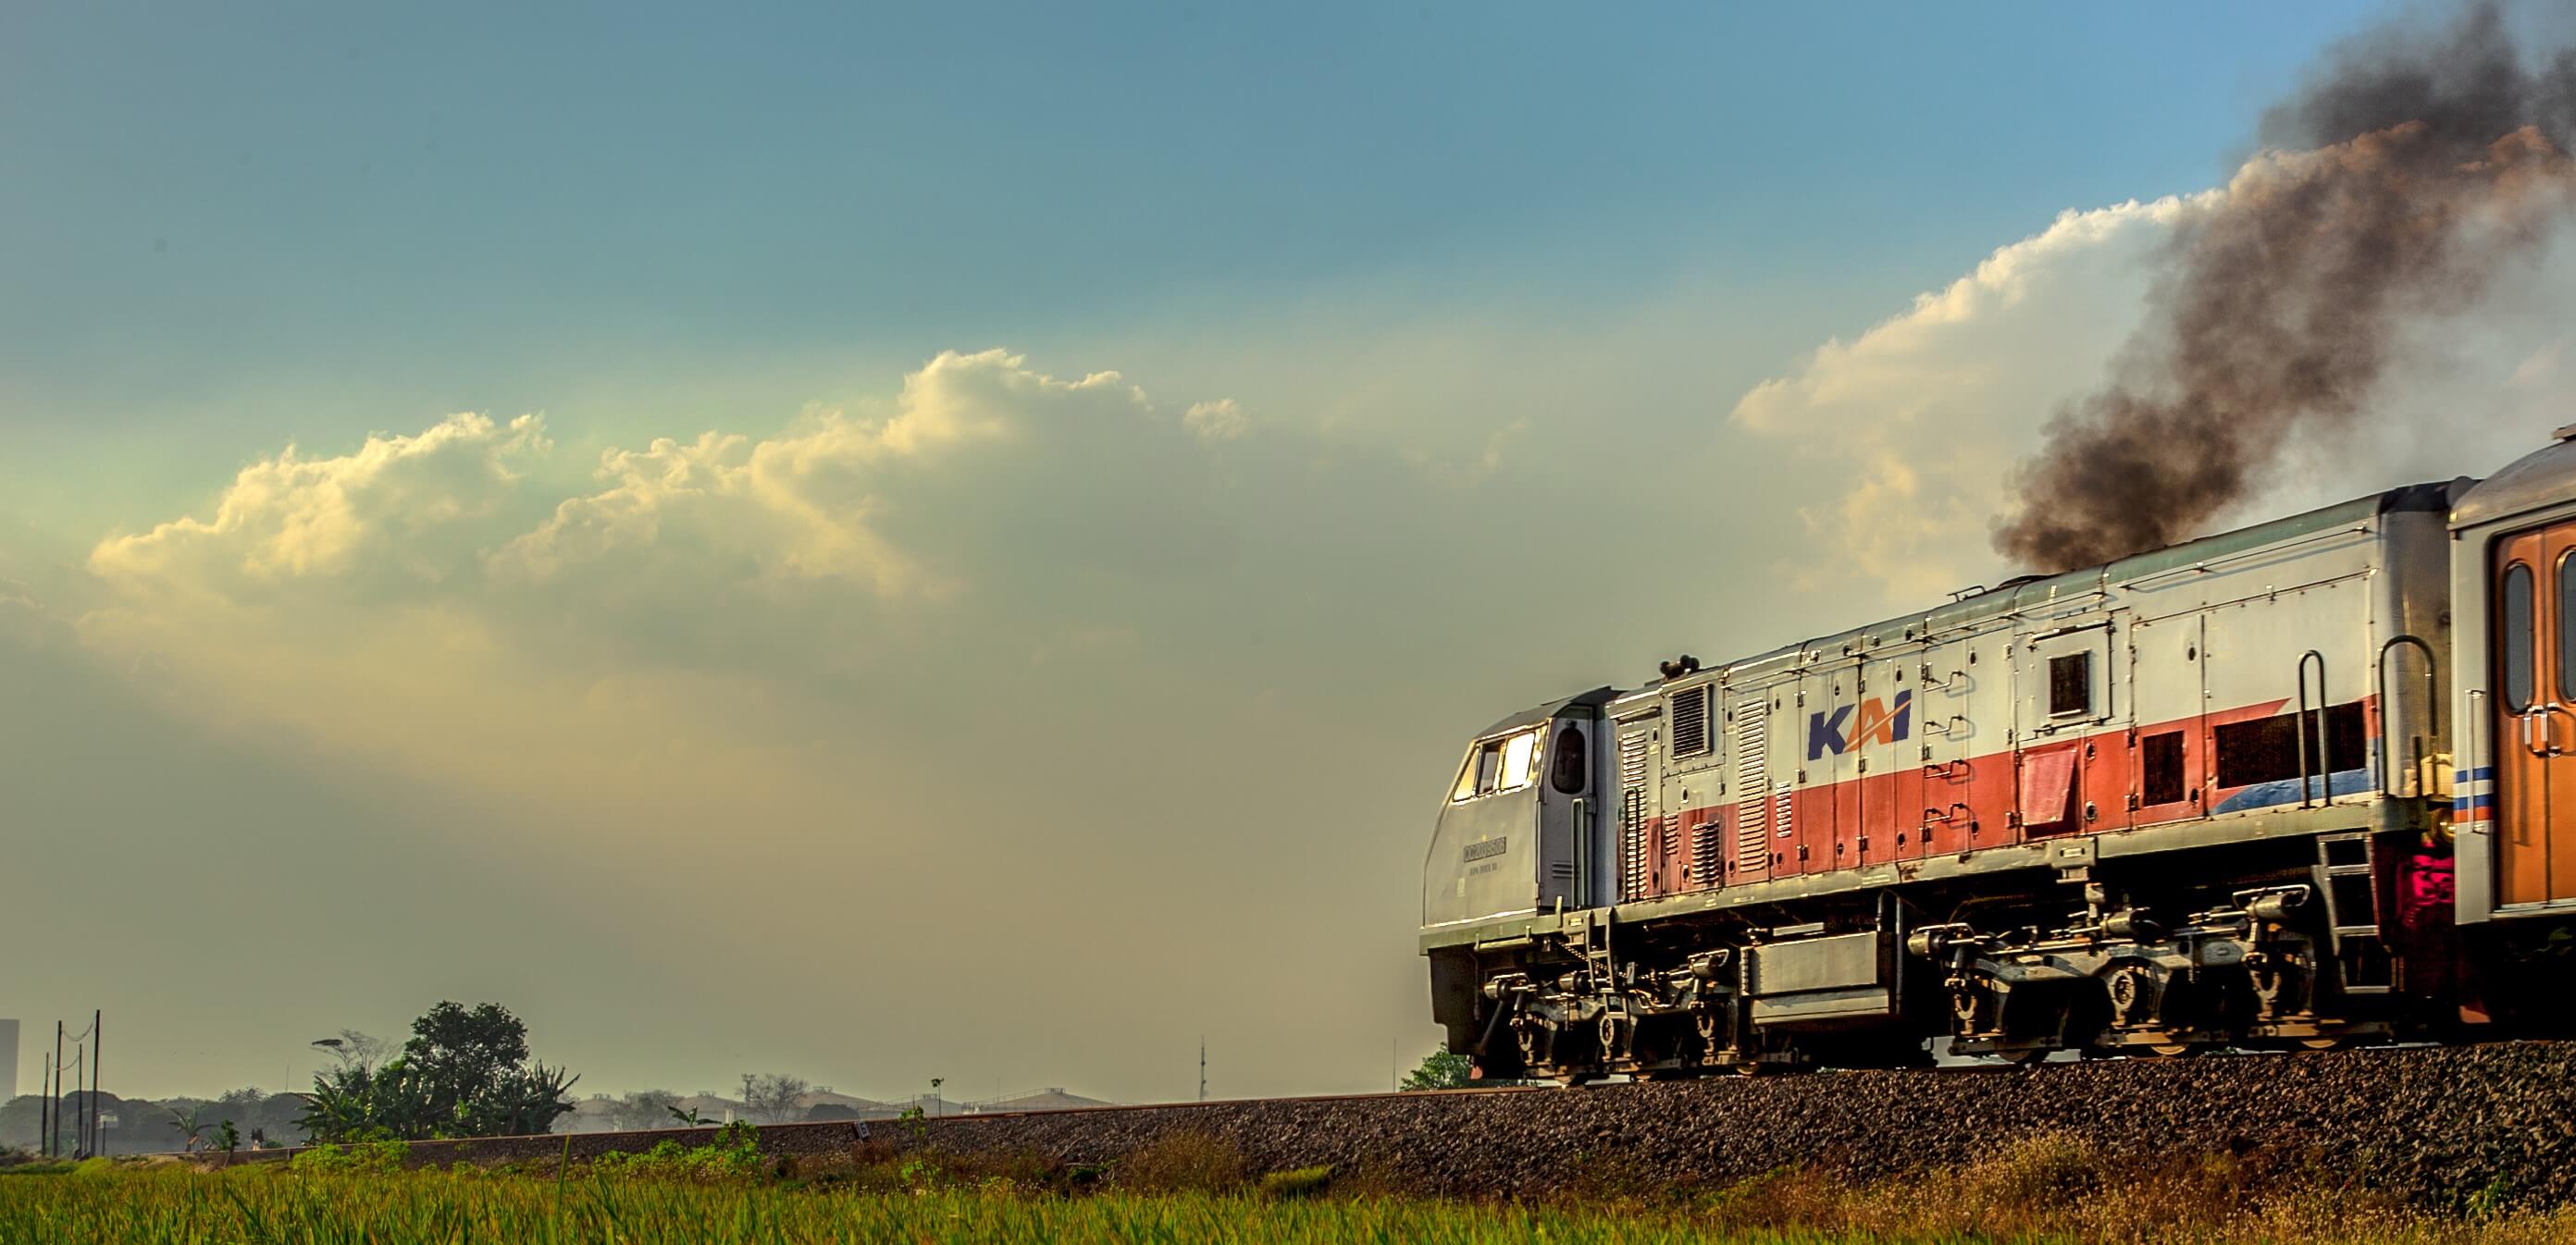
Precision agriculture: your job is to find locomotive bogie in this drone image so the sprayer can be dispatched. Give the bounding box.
[1425,434,2576,1079]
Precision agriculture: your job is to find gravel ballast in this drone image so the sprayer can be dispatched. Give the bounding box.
[227,1042,2576,1208]
[892,1042,2576,1207]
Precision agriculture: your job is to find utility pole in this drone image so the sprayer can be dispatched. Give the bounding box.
[52,1022,63,1159]
[67,1049,82,1158]
[1196,1038,1206,1103]
[37,1054,50,1159]
[91,1011,101,1158]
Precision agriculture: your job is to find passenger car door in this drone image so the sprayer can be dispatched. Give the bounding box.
[2493,524,2576,907]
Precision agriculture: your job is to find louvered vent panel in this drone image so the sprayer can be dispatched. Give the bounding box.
[1618,727,1651,900]
[1692,820,1722,889]
[1734,710,1769,880]
[1669,685,1710,757]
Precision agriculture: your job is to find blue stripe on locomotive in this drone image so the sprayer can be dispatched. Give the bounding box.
[2209,766,2376,815]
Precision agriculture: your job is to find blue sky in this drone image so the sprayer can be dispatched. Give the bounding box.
[6,4,2359,424]
[18,2,2575,1105]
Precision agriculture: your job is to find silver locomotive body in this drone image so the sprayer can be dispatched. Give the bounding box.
[1425,432,2576,1078]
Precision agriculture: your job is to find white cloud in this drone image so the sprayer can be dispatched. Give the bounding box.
[492,348,1213,603]
[2509,337,2566,390]
[1732,197,2212,436]
[1183,398,1249,441]
[88,413,548,593]
[1728,196,2214,601]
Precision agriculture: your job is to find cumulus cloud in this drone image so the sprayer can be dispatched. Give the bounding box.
[1732,196,2213,435]
[1728,198,2208,602]
[88,413,548,594]
[489,348,1232,610]
[1183,398,1249,441]
[1732,179,2576,607]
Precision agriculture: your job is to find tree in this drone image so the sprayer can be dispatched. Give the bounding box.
[316,1030,392,1075]
[165,1105,212,1153]
[298,1001,578,1142]
[744,1074,810,1124]
[602,1091,680,1132]
[1400,1050,1473,1091]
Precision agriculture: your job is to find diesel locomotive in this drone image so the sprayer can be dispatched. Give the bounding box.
[1421,430,2576,1078]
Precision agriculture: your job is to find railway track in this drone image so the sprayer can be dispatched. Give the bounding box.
[147,1044,2404,1163]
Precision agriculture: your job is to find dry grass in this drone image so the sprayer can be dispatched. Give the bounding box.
[1681,1132,2576,1245]
[57,1127,2566,1244]
[1106,1129,1248,1194]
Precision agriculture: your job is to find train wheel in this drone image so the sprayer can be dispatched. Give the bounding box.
[1996,1049,2049,1067]
[2145,1043,2197,1059]
[2297,1037,2347,1052]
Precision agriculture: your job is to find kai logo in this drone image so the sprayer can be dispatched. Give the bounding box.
[1808,690,1913,759]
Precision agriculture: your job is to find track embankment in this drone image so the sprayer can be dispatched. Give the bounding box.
[223,1042,2576,1207]
[892,1042,2576,1207]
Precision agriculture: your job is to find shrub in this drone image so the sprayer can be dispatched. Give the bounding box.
[1112,1131,1245,1195]
[1258,1165,1336,1199]
[588,1128,765,1181]
[290,1140,408,1177]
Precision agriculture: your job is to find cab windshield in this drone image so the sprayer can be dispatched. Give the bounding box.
[1450,729,1541,801]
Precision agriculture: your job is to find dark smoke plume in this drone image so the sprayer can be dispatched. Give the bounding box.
[1994,5,2576,573]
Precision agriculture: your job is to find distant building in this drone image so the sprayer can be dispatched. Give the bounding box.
[786,1089,885,1120]
[556,1083,1109,1131]
[0,1020,15,1103]
[968,1088,1113,1114]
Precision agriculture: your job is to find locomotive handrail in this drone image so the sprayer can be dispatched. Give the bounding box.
[2375,635,2438,797]
[2025,618,2113,644]
[2465,688,2511,847]
[1571,796,1589,908]
[2119,524,2374,591]
[2296,649,2329,808]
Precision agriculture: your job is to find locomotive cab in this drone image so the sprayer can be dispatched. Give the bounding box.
[1421,688,1616,931]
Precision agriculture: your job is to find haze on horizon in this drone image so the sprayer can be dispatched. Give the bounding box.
[6,1,2573,1106]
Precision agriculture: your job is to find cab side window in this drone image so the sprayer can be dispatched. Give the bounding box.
[1549,724,1587,794]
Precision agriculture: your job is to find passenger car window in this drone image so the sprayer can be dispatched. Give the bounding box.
[2504,561,2535,711]
[2559,551,2576,702]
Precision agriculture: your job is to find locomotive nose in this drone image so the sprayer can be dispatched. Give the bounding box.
[1421,691,1611,932]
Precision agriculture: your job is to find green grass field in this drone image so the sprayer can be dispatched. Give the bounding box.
[5,1133,2575,1245]
[0,1165,1848,1245]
